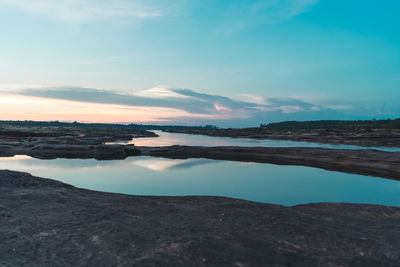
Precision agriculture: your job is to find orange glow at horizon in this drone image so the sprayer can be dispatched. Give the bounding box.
[0,94,221,123]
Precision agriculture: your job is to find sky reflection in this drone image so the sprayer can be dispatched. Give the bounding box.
[1,155,399,207]
[115,131,400,152]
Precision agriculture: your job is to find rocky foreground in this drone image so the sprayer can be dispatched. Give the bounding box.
[1,170,399,266]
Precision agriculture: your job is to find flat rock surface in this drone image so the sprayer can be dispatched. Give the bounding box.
[1,170,400,266]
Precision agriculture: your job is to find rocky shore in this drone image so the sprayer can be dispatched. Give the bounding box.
[0,170,399,266]
[0,143,141,160]
[138,146,400,180]
[0,127,157,145]
[0,127,151,159]
[1,126,399,179]
[164,128,400,148]
[0,143,399,179]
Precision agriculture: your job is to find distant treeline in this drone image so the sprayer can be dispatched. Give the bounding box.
[0,120,218,130]
[261,119,400,130]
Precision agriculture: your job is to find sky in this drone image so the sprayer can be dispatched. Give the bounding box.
[0,0,399,127]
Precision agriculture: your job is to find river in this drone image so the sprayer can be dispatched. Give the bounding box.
[1,153,399,206]
[111,130,400,152]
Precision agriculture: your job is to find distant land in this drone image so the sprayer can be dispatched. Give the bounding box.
[2,118,399,149]
[1,118,399,131]
[163,118,400,148]
[262,118,400,130]
[0,120,218,130]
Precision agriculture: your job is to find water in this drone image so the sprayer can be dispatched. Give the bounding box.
[111,130,400,152]
[2,155,399,207]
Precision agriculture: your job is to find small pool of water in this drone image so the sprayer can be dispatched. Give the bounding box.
[111,131,400,152]
[2,155,399,207]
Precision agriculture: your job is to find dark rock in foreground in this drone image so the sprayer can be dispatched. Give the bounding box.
[1,170,399,266]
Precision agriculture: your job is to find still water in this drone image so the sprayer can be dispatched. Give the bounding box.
[112,130,400,152]
[2,155,399,207]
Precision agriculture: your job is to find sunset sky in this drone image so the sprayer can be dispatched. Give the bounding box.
[0,0,399,126]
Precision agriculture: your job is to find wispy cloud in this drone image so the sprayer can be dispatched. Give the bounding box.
[236,94,270,105]
[0,84,45,91]
[134,87,196,100]
[8,86,396,126]
[218,0,319,34]
[0,0,168,23]
[0,93,221,124]
[4,86,347,127]
[283,0,320,18]
[0,0,319,27]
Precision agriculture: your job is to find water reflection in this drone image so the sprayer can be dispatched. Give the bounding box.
[130,158,217,171]
[112,131,400,152]
[1,155,399,207]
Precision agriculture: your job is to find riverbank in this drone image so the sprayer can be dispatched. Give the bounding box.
[0,126,157,145]
[164,127,400,148]
[1,126,399,179]
[1,170,399,266]
[138,146,400,180]
[0,142,398,179]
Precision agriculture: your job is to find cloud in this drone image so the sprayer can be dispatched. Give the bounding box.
[0,0,319,30]
[217,0,319,34]
[283,0,319,18]
[0,84,44,91]
[214,103,232,113]
[134,87,196,99]
[15,86,216,114]
[0,0,169,23]
[0,93,221,124]
[236,94,270,105]
[4,86,348,127]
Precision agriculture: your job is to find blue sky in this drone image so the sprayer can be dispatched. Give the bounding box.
[0,0,399,126]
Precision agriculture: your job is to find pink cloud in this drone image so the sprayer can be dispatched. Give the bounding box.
[0,94,219,123]
[214,103,232,113]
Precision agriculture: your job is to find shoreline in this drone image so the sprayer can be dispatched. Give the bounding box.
[163,128,400,148]
[1,127,399,180]
[138,146,400,180]
[1,169,400,266]
[1,143,399,180]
